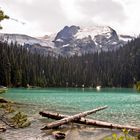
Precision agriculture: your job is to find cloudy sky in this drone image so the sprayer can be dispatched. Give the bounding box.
[0,0,139,36]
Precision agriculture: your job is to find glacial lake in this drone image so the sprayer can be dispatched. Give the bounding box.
[1,88,140,140]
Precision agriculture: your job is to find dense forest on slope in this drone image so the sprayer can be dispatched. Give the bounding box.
[0,37,140,88]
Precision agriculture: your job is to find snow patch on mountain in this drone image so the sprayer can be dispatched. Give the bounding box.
[119,35,134,42]
[75,26,112,40]
[0,33,53,47]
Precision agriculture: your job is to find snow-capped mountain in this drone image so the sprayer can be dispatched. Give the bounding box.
[0,33,57,56]
[53,25,133,56]
[0,33,50,46]
[0,25,134,57]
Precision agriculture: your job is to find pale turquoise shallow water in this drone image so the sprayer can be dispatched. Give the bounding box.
[1,88,140,140]
[1,88,140,126]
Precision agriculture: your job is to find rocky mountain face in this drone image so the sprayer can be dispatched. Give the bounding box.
[0,25,134,57]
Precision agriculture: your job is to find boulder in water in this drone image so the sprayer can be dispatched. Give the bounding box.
[52,131,66,139]
[0,124,6,132]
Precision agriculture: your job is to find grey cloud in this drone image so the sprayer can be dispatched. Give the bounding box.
[1,0,128,34]
[77,0,126,22]
[1,0,69,32]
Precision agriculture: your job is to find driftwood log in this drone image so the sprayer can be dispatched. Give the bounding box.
[40,110,140,132]
[41,106,107,129]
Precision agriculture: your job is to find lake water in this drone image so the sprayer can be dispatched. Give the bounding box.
[1,88,140,140]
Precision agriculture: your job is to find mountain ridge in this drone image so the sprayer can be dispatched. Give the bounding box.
[0,25,134,57]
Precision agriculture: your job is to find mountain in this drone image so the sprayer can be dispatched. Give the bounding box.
[53,25,133,56]
[0,25,134,57]
[0,33,57,56]
[0,33,49,46]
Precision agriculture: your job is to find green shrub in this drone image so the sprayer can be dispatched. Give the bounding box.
[135,81,140,92]
[0,101,30,129]
[104,129,138,140]
[11,112,30,128]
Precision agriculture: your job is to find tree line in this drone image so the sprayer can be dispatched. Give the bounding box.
[0,37,140,88]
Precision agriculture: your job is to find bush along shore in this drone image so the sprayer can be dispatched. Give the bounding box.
[0,96,30,132]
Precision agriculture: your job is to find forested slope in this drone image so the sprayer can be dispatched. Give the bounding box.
[0,37,140,88]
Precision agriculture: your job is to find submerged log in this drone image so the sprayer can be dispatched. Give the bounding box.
[41,106,108,129]
[40,111,140,132]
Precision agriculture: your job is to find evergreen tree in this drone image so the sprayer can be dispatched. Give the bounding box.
[0,37,140,88]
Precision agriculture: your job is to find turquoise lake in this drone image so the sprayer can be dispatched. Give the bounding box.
[1,88,140,140]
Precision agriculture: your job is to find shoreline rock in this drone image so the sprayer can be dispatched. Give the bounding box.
[0,98,9,103]
[0,124,6,132]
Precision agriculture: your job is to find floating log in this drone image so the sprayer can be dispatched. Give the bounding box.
[39,111,68,120]
[40,111,140,132]
[41,106,108,129]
